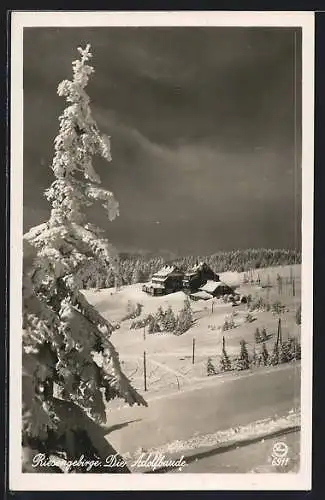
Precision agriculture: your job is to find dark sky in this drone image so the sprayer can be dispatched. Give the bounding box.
[23,27,302,256]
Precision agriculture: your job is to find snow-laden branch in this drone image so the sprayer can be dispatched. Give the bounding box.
[23,44,146,448]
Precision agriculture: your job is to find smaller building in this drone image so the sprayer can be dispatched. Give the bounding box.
[190,280,234,300]
[189,290,213,301]
[200,280,234,297]
[142,265,184,296]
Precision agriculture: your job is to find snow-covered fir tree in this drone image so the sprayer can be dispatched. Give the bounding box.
[234,339,250,371]
[148,315,161,334]
[164,305,177,333]
[284,336,301,362]
[22,44,146,470]
[291,336,301,360]
[280,340,292,364]
[219,336,232,372]
[261,341,269,366]
[261,327,268,342]
[270,340,280,366]
[175,297,193,335]
[207,357,217,376]
[251,344,259,367]
[156,306,166,326]
[254,327,261,343]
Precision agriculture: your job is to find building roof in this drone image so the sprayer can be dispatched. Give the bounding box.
[190,290,212,300]
[192,261,205,271]
[185,261,218,277]
[199,280,226,293]
[153,265,182,278]
[187,261,206,273]
[147,282,165,289]
[152,276,168,283]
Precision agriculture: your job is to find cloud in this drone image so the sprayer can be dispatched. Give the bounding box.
[23,27,301,254]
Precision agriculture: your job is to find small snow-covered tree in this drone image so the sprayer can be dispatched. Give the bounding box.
[234,339,250,371]
[261,342,269,366]
[291,336,301,360]
[280,340,292,364]
[22,45,146,471]
[207,357,217,376]
[175,297,193,335]
[156,306,166,324]
[164,305,177,332]
[219,336,232,372]
[261,327,268,342]
[251,345,260,367]
[254,327,262,343]
[148,315,161,334]
[269,339,280,366]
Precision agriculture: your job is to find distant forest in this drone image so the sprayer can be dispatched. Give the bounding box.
[85,248,301,289]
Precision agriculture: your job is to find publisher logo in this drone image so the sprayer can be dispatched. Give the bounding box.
[271,441,289,467]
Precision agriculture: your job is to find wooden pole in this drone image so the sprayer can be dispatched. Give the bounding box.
[143,325,146,341]
[192,337,196,365]
[277,318,282,345]
[143,351,147,392]
[292,278,296,297]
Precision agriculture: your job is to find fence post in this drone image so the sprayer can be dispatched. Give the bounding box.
[143,351,147,392]
[292,278,296,297]
[192,337,196,365]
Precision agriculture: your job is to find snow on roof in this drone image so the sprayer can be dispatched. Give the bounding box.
[149,283,165,289]
[185,263,204,276]
[152,276,168,283]
[190,290,212,300]
[153,265,180,277]
[199,280,225,293]
[190,261,205,272]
